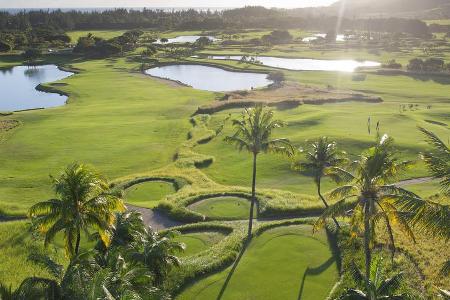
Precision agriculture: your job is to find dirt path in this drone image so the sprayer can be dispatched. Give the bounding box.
[126,204,182,230]
[395,177,433,187]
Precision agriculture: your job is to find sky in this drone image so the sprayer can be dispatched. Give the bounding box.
[0,0,339,9]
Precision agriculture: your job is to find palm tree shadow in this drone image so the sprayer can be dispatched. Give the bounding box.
[298,228,341,300]
[297,256,336,300]
[216,241,248,300]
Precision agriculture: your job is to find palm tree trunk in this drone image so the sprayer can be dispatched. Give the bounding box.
[75,230,81,255]
[363,200,372,288]
[248,152,257,240]
[317,180,341,230]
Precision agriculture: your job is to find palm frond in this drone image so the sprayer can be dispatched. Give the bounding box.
[315,199,358,229]
[27,253,64,279]
[329,185,359,200]
[377,272,404,295]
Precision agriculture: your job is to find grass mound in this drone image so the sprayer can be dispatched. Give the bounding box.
[177,224,339,300]
[188,196,251,220]
[175,231,227,257]
[124,181,177,208]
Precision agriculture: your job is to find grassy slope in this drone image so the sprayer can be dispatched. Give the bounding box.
[0,58,212,215]
[67,30,127,42]
[1,53,448,212]
[124,181,176,208]
[175,231,227,257]
[178,225,338,300]
[195,66,449,195]
[189,197,251,220]
[0,220,65,287]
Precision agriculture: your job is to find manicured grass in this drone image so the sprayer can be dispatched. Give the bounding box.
[424,19,450,25]
[124,181,176,208]
[198,101,448,196]
[404,179,444,198]
[188,196,251,220]
[175,231,227,257]
[67,30,127,42]
[0,220,66,288]
[178,225,338,300]
[0,58,212,215]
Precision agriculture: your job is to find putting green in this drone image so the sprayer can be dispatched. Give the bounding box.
[188,196,252,220]
[124,181,176,208]
[175,231,227,257]
[178,225,338,300]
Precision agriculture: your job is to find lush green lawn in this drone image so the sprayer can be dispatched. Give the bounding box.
[1,53,448,214]
[178,225,338,300]
[175,231,227,257]
[0,58,212,215]
[189,197,252,220]
[198,102,448,196]
[0,220,66,287]
[424,19,450,25]
[67,30,127,42]
[124,181,176,208]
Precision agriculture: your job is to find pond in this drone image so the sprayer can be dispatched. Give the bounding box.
[145,64,272,91]
[156,35,219,44]
[302,33,346,42]
[0,64,73,112]
[207,55,380,72]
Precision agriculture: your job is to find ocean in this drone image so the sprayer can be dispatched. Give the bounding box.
[0,7,234,14]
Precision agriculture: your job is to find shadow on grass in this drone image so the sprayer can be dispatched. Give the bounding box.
[297,226,341,300]
[216,240,249,300]
[297,256,336,300]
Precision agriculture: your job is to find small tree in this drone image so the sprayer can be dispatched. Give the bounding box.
[267,71,285,85]
[28,163,125,258]
[22,48,42,64]
[293,137,348,229]
[326,30,337,42]
[194,36,213,49]
[0,40,12,53]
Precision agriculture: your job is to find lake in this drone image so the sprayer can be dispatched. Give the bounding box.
[0,65,73,112]
[207,55,380,72]
[302,33,347,42]
[145,64,272,91]
[156,35,219,44]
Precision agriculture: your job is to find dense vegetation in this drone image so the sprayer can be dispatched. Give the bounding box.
[0,7,431,35]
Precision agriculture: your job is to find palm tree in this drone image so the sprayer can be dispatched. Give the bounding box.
[418,127,449,196]
[130,228,185,287]
[89,248,158,299]
[0,278,61,300]
[225,104,293,239]
[316,135,417,281]
[28,163,126,258]
[293,137,348,229]
[337,257,410,300]
[14,248,158,300]
[417,127,450,277]
[95,211,147,253]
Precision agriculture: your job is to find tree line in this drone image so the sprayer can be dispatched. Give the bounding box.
[0,7,431,36]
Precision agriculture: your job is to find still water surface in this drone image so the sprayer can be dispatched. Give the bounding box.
[208,55,380,72]
[0,65,73,111]
[145,64,272,91]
